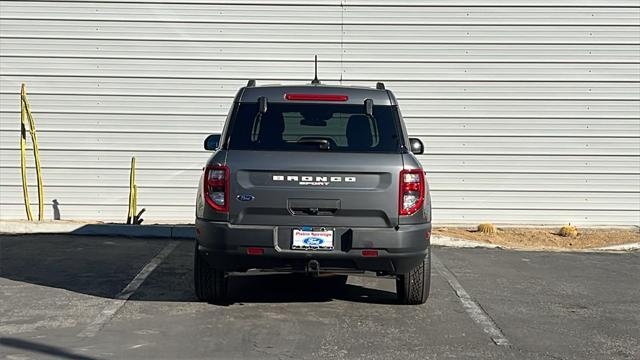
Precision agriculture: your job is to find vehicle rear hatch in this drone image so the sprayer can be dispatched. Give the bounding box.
[224,92,405,228]
[227,151,402,228]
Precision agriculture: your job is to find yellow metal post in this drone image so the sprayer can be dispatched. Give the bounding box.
[22,85,45,221]
[20,84,33,221]
[127,157,136,224]
[133,184,138,221]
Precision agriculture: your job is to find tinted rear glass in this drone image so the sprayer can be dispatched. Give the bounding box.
[227,103,402,153]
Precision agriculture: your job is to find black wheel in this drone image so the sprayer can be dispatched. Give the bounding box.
[396,247,431,305]
[194,243,228,303]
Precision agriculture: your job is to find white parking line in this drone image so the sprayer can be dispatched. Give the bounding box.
[432,255,511,346]
[77,241,179,338]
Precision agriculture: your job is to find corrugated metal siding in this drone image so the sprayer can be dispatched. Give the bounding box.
[0,0,638,225]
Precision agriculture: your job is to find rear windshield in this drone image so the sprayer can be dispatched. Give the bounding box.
[227,103,403,153]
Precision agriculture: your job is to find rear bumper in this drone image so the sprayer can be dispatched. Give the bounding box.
[195,219,431,275]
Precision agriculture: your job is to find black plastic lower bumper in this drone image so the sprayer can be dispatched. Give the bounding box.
[195,219,431,275]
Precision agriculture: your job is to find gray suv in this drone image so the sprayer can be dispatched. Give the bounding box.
[195,81,431,304]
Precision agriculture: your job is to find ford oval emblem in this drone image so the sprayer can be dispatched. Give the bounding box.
[303,237,324,246]
[236,194,255,202]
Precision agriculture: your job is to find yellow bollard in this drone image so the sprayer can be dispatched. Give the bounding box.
[133,184,138,221]
[127,157,137,224]
[20,85,32,221]
[19,84,45,221]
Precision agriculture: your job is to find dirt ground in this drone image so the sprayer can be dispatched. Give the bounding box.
[433,227,640,250]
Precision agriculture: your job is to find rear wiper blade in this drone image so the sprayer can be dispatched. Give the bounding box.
[297,138,330,150]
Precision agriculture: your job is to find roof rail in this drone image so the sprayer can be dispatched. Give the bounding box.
[376,82,385,90]
[246,79,256,87]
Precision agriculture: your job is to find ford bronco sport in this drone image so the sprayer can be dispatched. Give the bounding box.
[195,81,431,305]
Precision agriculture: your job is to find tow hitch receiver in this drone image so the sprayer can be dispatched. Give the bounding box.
[306,260,320,277]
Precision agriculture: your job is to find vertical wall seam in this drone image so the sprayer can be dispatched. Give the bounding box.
[340,0,345,84]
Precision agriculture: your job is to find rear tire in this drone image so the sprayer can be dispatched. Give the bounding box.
[194,243,228,303]
[396,247,431,305]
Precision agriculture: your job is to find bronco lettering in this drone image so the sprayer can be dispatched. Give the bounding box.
[272,175,356,184]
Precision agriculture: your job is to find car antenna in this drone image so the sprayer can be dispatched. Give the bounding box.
[311,55,321,85]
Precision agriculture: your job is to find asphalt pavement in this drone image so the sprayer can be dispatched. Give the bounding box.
[0,234,638,360]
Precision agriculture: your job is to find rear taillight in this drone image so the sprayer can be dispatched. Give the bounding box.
[204,165,229,212]
[399,169,425,216]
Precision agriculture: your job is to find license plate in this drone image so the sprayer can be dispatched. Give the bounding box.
[292,228,334,250]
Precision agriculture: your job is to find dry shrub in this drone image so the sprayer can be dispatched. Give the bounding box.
[559,224,578,237]
[477,223,497,234]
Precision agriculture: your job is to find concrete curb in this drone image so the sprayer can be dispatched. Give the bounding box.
[430,234,640,252]
[592,242,640,251]
[0,221,195,239]
[431,235,503,249]
[1,221,638,252]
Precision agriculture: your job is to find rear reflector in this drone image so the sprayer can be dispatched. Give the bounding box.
[361,249,378,257]
[285,93,348,101]
[246,247,264,255]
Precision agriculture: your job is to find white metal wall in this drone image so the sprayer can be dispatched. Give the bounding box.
[0,0,639,225]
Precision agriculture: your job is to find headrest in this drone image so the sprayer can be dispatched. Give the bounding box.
[346,115,373,149]
[258,112,285,144]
